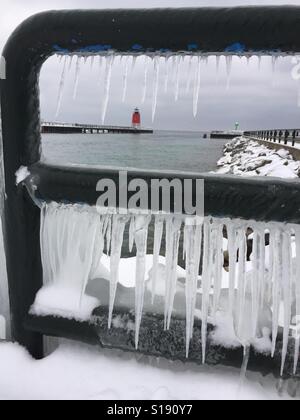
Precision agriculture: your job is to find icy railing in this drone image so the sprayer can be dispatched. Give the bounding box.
[0,108,10,341]
[51,51,290,124]
[31,202,300,376]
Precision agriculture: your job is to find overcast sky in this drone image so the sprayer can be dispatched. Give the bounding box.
[2,0,300,131]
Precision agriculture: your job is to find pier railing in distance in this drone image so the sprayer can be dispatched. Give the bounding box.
[245,129,300,147]
[41,122,153,134]
[1,7,300,378]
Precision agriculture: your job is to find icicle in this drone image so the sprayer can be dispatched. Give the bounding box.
[73,56,81,100]
[171,55,177,83]
[90,55,95,70]
[227,222,237,314]
[89,215,106,280]
[101,53,114,124]
[99,56,104,71]
[267,229,274,304]
[258,55,262,71]
[212,222,224,322]
[185,56,193,94]
[193,56,201,118]
[106,215,112,255]
[272,56,278,75]
[215,55,220,84]
[164,216,182,330]
[235,226,247,341]
[142,56,149,104]
[201,218,212,363]
[251,228,260,338]
[55,56,68,119]
[79,215,100,304]
[239,345,250,393]
[272,229,282,357]
[152,56,160,122]
[40,203,101,310]
[40,203,52,286]
[131,55,137,73]
[133,215,151,349]
[294,227,300,374]
[101,214,109,239]
[68,55,74,71]
[151,215,164,303]
[259,228,266,310]
[129,215,135,253]
[225,55,233,91]
[122,56,130,103]
[271,56,278,87]
[280,230,292,376]
[97,56,104,87]
[108,215,128,328]
[184,217,202,357]
[174,55,181,102]
[164,56,171,93]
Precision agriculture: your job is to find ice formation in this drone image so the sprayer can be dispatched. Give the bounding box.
[100,53,115,124]
[151,215,164,303]
[152,56,160,122]
[72,56,81,100]
[193,56,201,118]
[142,56,150,103]
[131,215,151,348]
[108,215,128,328]
[32,201,300,376]
[164,56,171,93]
[55,56,68,118]
[225,55,233,90]
[52,51,300,122]
[122,56,130,103]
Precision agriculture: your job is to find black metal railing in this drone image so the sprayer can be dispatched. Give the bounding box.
[1,7,300,377]
[245,129,300,147]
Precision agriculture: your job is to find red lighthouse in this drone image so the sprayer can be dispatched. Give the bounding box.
[132,108,141,129]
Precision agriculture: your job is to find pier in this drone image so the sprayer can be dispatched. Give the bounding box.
[210,130,244,139]
[244,129,300,147]
[41,122,153,135]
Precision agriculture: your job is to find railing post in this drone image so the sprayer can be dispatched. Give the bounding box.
[292,129,296,146]
[284,130,289,145]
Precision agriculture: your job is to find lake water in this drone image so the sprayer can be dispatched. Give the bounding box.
[42,131,228,173]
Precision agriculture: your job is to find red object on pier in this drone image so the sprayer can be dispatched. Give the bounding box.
[132,108,141,128]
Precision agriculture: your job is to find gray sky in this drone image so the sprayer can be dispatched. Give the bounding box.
[2,0,300,131]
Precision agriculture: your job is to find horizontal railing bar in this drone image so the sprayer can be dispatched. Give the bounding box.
[27,162,300,224]
[24,309,297,379]
[5,7,300,58]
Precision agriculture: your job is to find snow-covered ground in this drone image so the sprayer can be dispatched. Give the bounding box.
[216,137,300,178]
[0,340,293,400]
